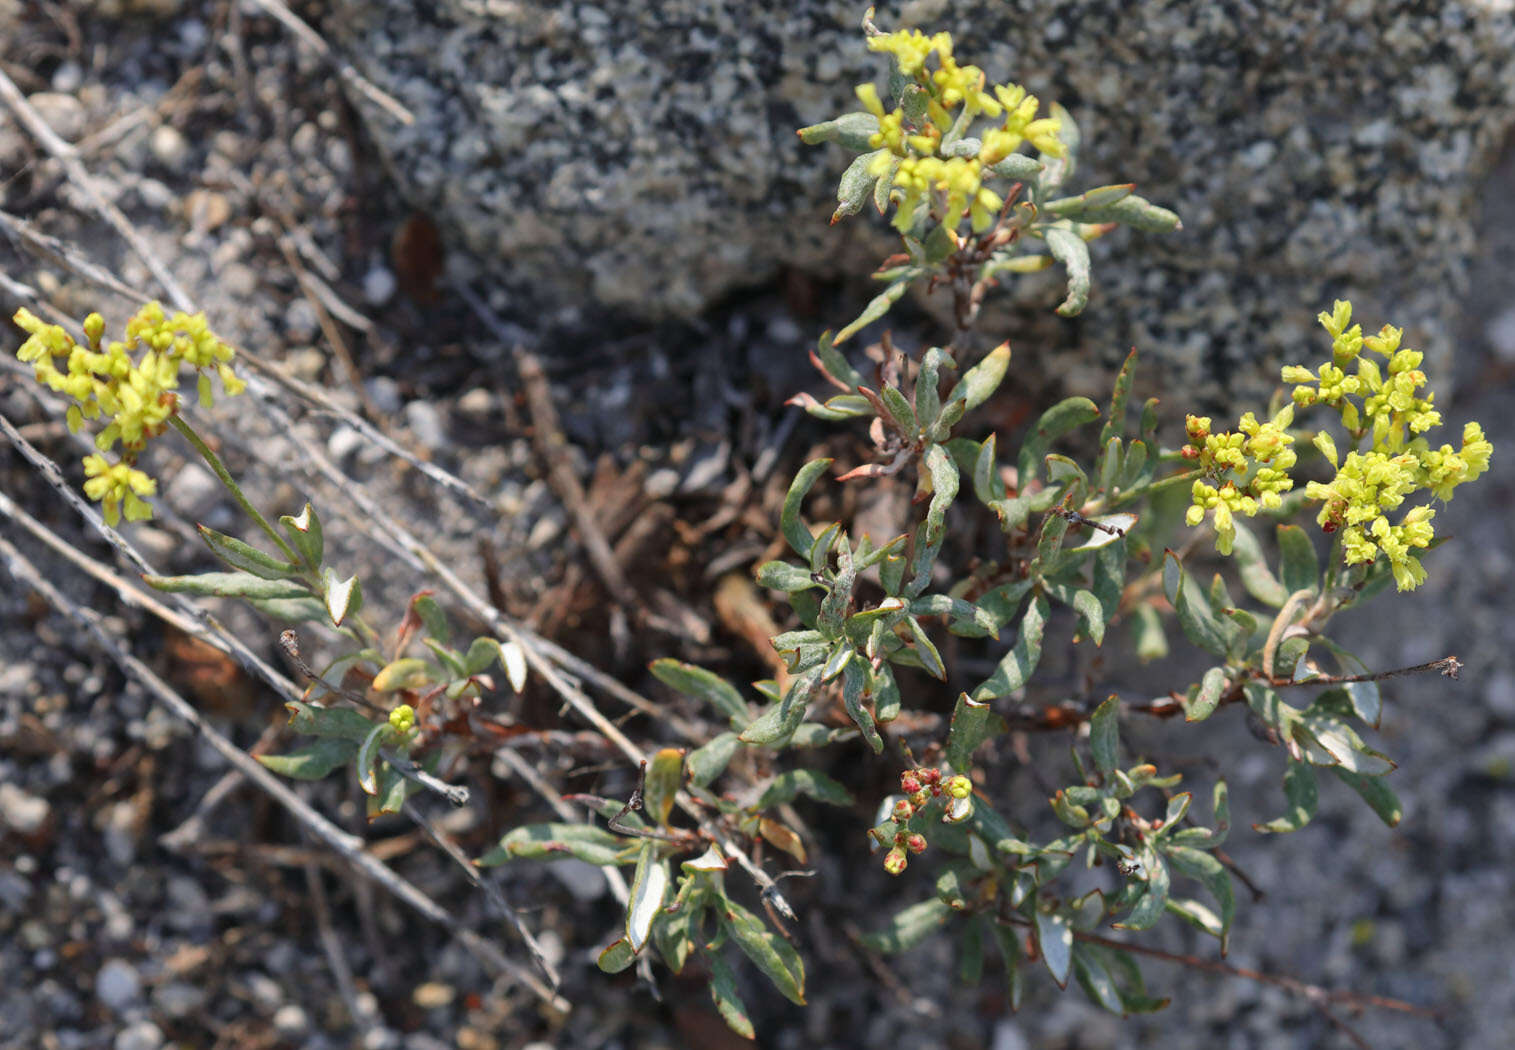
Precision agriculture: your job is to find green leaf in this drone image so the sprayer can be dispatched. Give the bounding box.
[814,330,864,390]
[597,936,637,973]
[797,110,879,150]
[1164,897,1226,939]
[627,841,670,951]
[1113,849,1169,932]
[1164,845,1234,947]
[835,279,910,345]
[1072,943,1125,1014]
[833,150,883,222]
[478,823,637,868]
[1186,666,1229,723]
[1035,909,1074,986]
[1131,602,1168,662]
[946,692,1005,772]
[1043,183,1135,220]
[841,661,884,753]
[1094,193,1182,233]
[651,659,748,726]
[321,567,362,628]
[1276,524,1320,597]
[460,636,499,676]
[755,769,853,810]
[1044,226,1091,317]
[723,900,805,1004]
[754,561,821,592]
[145,571,311,600]
[1333,768,1403,827]
[1254,760,1318,833]
[257,737,357,780]
[1099,348,1137,448]
[739,672,817,746]
[411,593,450,644]
[971,594,1049,701]
[906,615,947,681]
[872,661,902,723]
[245,596,329,623]
[1231,521,1288,607]
[908,594,999,639]
[688,732,740,787]
[923,444,959,546]
[1089,695,1120,773]
[988,920,1025,1010]
[1162,551,1229,657]
[780,459,833,560]
[1056,586,1106,646]
[371,657,432,692]
[284,700,375,740]
[196,525,301,579]
[860,897,952,954]
[972,434,1006,504]
[642,748,685,827]
[1016,397,1100,485]
[278,502,324,569]
[365,760,416,818]
[707,951,755,1039]
[946,341,1012,412]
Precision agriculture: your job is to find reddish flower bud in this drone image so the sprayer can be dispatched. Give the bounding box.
[883,847,908,875]
[892,799,915,821]
[900,774,923,795]
[905,833,928,854]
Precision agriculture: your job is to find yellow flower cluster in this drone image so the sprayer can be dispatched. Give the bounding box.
[14,303,245,526]
[857,29,1065,234]
[1182,407,1298,556]
[1187,301,1492,591]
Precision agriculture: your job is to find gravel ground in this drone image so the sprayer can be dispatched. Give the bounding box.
[2,3,1513,1050]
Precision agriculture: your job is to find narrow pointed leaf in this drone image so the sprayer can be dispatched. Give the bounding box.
[972,594,1049,700]
[780,458,833,560]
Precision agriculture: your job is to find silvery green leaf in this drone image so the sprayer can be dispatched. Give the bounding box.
[946,341,1011,412]
[989,153,1043,180]
[651,659,748,726]
[1089,695,1120,773]
[796,110,879,150]
[1333,768,1402,827]
[834,279,910,345]
[321,567,362,628]
[1254,760,1317,833]
[1042,183,1134,220]
[723,900,805,1004]
[781,458,832,560]
[687,732,740,787]
[597,936,637,973]
[1185,666,1229,723]
[278,502,324,569]
[1016,396,1100,484]
[196,524,301,579]
[1035,909,1074,986]
[626,841,669,951]
[145,571,311,600]
[257,737,358,781]
[478,822,636,867]
[1044,226,1091,317]
[972,594,1049,700]
[707,952,754,1038]
[834,150,883,222]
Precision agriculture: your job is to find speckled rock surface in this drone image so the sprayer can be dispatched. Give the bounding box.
[330,0,1515,402]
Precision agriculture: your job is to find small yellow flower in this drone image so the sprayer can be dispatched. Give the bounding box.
[389,703,417,735]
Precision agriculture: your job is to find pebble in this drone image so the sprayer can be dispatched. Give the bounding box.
[151,981,205,1019]
[1486,306,1515,363]
[26,93,86,142]
[411,982,454,1009]
[328,425,365,461]
[404,400,449,450]
[365,376,403,415]
[113,1021,163,1050]
[285,298,321,343]
[0,783,51,836]
[95,959,142,1012]
[363,266,397,306]
[272,1003,310,1038]
[148,124,190,171]
[457,387,494,415]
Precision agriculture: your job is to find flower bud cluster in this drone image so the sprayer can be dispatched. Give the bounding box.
[13,303,245,526]
[854,29,1064,235]
[1187,300,1491,591]
[878,766,976,875]
[1181,406,1298,556]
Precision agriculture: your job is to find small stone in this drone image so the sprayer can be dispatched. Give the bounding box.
[152,981,205,1019]
[135,178,175,211]
[27,93,86,142]
[404,400,448,450]
[328,425,364,461]
[114,1021,163,1050]
[411,982,454,1009]
[285,298,321,343]
[363,266,397,306]
[365,376,402,415]
[457,387,494,415]
[50,61,83,94]
[0,782,50,836]
[148,124,190,171]
[96,959,142,1012]
[273,1003,310,1038]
